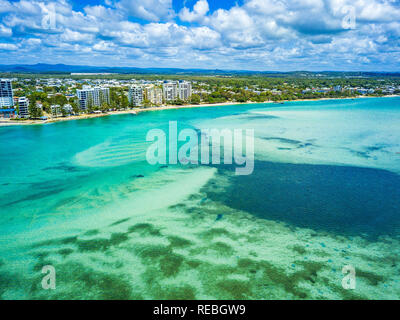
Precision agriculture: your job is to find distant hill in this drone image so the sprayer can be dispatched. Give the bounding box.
[0,64,399,77]
[0,63,245,75]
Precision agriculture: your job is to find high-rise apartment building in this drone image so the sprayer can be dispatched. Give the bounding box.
[128,86,144,106]
[178,81,192,100]
[77,86,110,110]
[162,81,192,101]
[162,81,178,101]
[0,79,14,107]
[145,85,163,106]
[18,97,29,118]
[77,86,93,110]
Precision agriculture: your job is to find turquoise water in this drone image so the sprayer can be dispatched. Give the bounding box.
[0,97,400,299]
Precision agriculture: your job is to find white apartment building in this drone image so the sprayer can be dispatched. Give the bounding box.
[76,86,110,110]
[63,104,73,114]
[128,85,144,106]
[0,79,14,107]
[162,81,192,101]
[93,87,110,107]
[162,81,178,101]
[77,86,92,110]
[178,81,192,100]
[18,97,29,118]
[145,85,163,106]
[51,104,62,117]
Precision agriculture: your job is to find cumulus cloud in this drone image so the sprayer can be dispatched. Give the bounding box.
[179,0,209,23]
[0,0,399,70]
[25,38,41,45]
[93,40,115,51]
[61,29,94,42]
[0,23,12,37]
[116,0,174,22]
[0,0,11,12]
[84,5,121,21]
[0,43,18,50]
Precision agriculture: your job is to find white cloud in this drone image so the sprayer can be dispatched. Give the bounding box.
[26,38,41,45]
[244,0,287,15]
[179,0,209,23]
[0,24,12,37]
[357,0,400,22]
[116,0,174,22]
[84,5,120,20]
[93,40,115,51]
[61,29,94,42]
[0,0,13,13]
[0,0,400,70]
[0,43,18,50]
[187,26,221,49]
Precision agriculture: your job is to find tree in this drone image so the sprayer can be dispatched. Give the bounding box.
[70,100,80,115]
[190,94,201,104]
[110,88,119,109]
[61,107,68,117]
[42,101,51,114]
[142,99,152,108]
[28,104,43,119]
[86,95,94,113]
[101,102,109,113]
[51,95,68,106]
[121,95,129,109]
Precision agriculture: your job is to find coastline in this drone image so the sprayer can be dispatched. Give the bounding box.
[1,95,398,127]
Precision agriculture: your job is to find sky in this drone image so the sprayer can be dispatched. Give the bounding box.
[0,0,400,71]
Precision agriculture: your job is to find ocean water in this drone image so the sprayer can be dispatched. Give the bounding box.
[0,97,399,299]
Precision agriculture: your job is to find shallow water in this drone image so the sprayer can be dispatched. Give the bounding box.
[0,97,399,299]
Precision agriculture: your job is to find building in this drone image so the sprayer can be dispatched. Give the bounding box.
[77,86,93,110]
[162,81,192,101]
[18,97,29,118]
[63,104,73,115]
[51,105,62,117]
[178,81,192,100]
[128,86,144,107]
[334,85,342,92]
[145,85,163,106]
[77,86,110,110]
[93,87,110,107]
[0,108,16,119]
[162,81,178,101]
[0,79,14,107]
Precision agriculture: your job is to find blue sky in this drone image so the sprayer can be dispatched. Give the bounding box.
[0,0,400,71]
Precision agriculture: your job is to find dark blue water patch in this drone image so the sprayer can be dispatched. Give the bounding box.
[206,161,400,239]
[2,187,67,207]
[262,137,302,145]
[43,163,83,172]
[242,114,280,120]
[347,149,372,159]
[131,175,145,178]
[365,144,388,152]
[261,137,316,150]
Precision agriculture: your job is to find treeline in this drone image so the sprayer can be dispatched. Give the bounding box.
[25,91,79,118]
[190,88,361,105]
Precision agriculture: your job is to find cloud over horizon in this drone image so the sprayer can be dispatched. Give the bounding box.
[0,0,399,71]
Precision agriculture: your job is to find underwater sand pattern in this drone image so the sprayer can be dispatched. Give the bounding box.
[1,98,400,299]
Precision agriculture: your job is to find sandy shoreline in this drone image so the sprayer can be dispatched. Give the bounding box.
[1,95,398,127]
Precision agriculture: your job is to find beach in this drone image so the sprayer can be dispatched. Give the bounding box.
[0,101,256,126]
[1,95,397,127]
